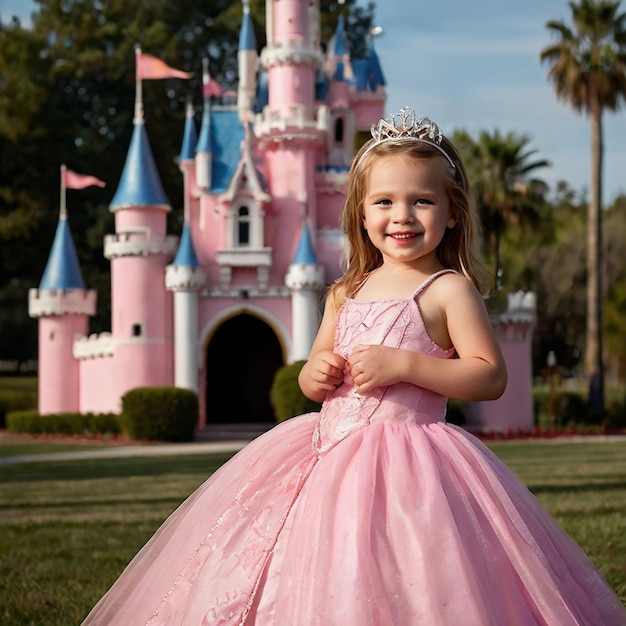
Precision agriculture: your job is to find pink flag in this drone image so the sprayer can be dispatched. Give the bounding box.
[203,79,222,98]
[64,169,106,190]
[137,53,192,80]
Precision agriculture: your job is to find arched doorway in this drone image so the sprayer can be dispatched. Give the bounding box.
[205,313,283,424]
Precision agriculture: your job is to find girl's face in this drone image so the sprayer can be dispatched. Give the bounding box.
[361,154,455,270]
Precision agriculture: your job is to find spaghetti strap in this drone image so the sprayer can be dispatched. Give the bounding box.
[412,269,458,299]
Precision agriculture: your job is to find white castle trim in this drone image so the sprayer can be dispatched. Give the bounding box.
[260,38,323,69]
[165,265,207,292]
[495,291,537,324]
[104,231,179,259]
[74,332,115,359]
[204,286,292,298]
[285,263,325,290]
[254,104,329,144]
[28,288,97,317]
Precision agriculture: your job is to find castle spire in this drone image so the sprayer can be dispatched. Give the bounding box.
[109,120,170,211]
[286,220,325,361]
[237,0,259,122]
[196,58,213,191]
[38,211,85,291]
[179,99,198,163]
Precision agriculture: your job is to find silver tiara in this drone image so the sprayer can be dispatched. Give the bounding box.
[363,106,455,168]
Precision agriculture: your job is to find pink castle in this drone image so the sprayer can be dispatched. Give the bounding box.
[28,0,536,432]
[28,0,387,428]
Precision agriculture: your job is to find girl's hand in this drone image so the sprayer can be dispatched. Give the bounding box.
[299,350,346,401]
[346,344,403,394]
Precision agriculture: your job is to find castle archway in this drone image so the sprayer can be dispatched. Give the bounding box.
[205,313,283,424]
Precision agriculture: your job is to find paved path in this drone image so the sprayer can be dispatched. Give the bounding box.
[0,440,251,466]
[2,432,625,466]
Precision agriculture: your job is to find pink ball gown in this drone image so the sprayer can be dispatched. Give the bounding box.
[83,272,626,625]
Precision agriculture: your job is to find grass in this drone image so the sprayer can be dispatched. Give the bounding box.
[0,435,114,457]
[0,439,625,624]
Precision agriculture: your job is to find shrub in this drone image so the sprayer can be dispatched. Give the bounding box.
[0,390,38,429]
[446,400,466,426]
[270,361,322,423]
[120,387,198,442]
[559,392,588,424]
[6,410,43,434]
[6,410,120,435]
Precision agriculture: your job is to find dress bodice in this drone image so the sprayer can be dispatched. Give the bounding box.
[313,271,455,453]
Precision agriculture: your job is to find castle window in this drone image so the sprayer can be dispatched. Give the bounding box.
[334,117,344,143]
[237,206,251,246]
[132,323,142,337]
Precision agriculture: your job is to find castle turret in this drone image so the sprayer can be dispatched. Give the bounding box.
[105,88,178,398]
[166,224,205,394]
[29,209,96,414]
[166,117,205,395]
[196,59,213,191]
[256,0,327,272]
[237,0,259,122]
[285,221,324,361]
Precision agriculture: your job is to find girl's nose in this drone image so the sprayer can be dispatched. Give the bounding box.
[392,204,414,223]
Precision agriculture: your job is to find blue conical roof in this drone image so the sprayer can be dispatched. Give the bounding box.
[179,104,198,161]
[110,120,170,211]
[39,216,85,290]
[172,223,200,267]
[210,110,245,193]
[329,16,349,57]
[239,4,257,51]
[367,39,386,89]
[292,223,318,265]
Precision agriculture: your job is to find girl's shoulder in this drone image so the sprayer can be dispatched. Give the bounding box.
[419,270,480,302]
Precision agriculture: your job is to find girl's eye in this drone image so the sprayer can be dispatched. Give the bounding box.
[415,198,432,206]
[375,199,392,206]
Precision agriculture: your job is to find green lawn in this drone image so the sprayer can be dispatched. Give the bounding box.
[0,439,625,625]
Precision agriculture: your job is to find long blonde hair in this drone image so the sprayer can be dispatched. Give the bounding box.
[329,137,489,307]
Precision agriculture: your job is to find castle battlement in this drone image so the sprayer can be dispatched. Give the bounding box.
[254,104,329,143]
[260,39,322,69]
[104,232,179,259]
[28,288,96,317]
[74,332,115,359]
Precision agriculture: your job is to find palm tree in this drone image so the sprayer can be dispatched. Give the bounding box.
[541,0,626,409]
[453,129,549,292]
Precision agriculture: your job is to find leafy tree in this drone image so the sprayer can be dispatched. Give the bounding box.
[540,0,626,408]
[500,181,588,376]
[453,128,550,291]
[0,0,374,367]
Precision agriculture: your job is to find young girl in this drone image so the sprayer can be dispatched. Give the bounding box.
[83,108,626,625]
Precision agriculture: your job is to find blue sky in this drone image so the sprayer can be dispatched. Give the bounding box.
[3,0,625,202]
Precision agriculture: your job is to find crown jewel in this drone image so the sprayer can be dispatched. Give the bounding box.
[366,106,455,168]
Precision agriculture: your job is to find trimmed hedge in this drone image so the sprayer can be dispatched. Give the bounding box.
[270,360,322,422]
[6,410,120,435]
[120,387,198,442]
[0,390,38,429]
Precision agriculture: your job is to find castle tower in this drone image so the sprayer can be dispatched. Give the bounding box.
[104,90,178,398]
[28,209,96,414]
[285,222,325,361]
[255,0,327,254]
[166,107,205,395]
[166,224,205,393]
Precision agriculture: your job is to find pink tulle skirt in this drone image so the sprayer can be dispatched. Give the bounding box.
[83,414,626,625]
